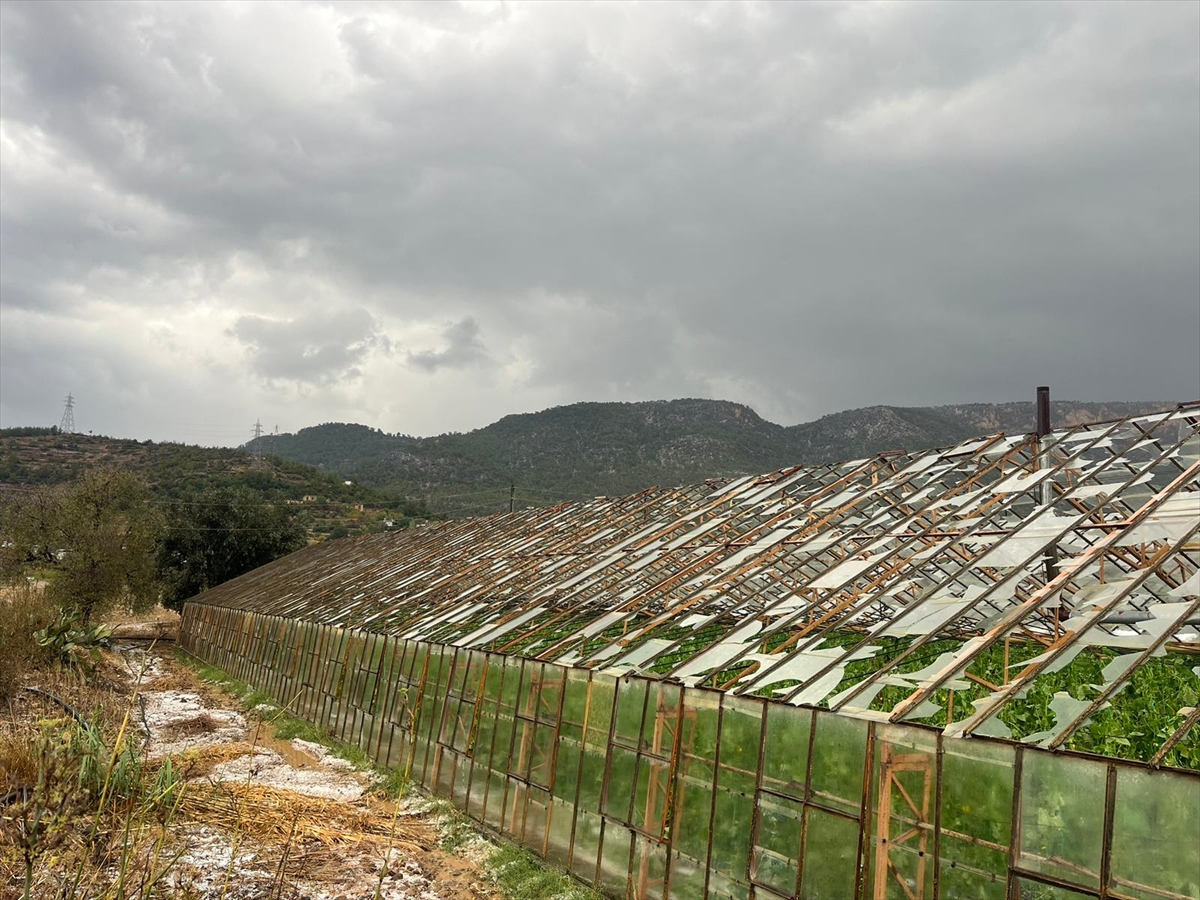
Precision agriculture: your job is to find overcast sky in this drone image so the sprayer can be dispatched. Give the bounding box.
[1,1,1197,446]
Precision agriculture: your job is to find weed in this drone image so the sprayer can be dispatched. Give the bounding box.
[429,798,476,853]
[485,844,604,900]
[1,706,189,899]
[374,766,410,800]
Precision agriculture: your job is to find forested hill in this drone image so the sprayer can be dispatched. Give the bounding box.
[0,430,434,537]
[249,398,1174,517]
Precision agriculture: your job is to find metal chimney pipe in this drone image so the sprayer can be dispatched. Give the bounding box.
[1036,385,1051,437]
[1034,385,1062,605]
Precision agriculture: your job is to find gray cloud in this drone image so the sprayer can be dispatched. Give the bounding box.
[407,316,490,373]
[1,1,1196,444]
[230,308,391,384]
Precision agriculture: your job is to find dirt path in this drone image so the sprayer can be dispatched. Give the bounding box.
[120,643,497,900]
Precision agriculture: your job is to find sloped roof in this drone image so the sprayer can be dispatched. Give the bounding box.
[191,403,1200,762]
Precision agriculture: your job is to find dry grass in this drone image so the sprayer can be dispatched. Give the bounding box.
[158,711,220,738]
[1,616,544,900]
[0,581,55,700]
[179,780,436,851]
[0,733,39,797]
[0,633,177,900]
[153,742,260,778]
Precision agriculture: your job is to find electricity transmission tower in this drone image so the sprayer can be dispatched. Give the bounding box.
[251,419,264,461]
[59,393,76,433]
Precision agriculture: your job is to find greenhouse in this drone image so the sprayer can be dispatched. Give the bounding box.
[181,404,1200,900]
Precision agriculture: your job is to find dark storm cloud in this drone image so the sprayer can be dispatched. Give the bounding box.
[1,1,1197,443]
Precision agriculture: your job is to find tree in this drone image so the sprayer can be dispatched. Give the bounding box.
[157,488,306,610]
[0,469,161,622]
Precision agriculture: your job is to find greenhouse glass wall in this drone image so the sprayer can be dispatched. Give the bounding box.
[180,406,1200,900]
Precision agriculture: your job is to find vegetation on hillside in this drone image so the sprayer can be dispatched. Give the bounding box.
[250,398,1174,515]
[0,470,334,623]
[0,431,435,538]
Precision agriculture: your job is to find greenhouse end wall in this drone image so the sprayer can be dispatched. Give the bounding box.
[180,602,1200,900]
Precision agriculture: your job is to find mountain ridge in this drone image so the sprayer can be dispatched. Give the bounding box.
[249,397,1178,516]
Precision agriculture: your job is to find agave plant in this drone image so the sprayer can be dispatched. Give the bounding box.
[33,612,112,671]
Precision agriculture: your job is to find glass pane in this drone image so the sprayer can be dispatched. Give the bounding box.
[1109,766,1200,900]
[554,740,582,802]
[577,741,608,814]
[599,824,633,898]
[719,696,763,777]
[631,835,668,900]
[762,704,812,800]
[536,666,565,725]
[940,739,1014,899]
[800,808,860,900]
[616,679,649,747]
[483,771,508,830]
[673,754,713,868]
[525,786,551,855]
[633,754,671,837]
[1014,877,1094,899]
[529,723,557,788]
[586,676,617,751]
[642,684,682,755]
[869,725,937,900]
[561,674,590,742]
[545,797,575,868]
[752,793,801,895]
[605,746,639,823]
[667,848,706,900]
[711,696,761,890]
[572,809,603,885]
[1018,752,1105,890]
[809,711,867,816]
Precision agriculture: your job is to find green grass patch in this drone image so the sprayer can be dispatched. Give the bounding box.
[374,765,410,800]
[485,844,604,900]
[425,798,477,852]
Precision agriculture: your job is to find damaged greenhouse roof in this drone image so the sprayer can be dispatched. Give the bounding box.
[190,403,1200,764]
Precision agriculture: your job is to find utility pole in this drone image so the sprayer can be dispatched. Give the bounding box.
[59,393,76,434]
[252,419,264,459]
[509,483,515,514]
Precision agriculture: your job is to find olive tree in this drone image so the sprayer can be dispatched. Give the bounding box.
[0,469,161,622]
[156,488,306,610]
